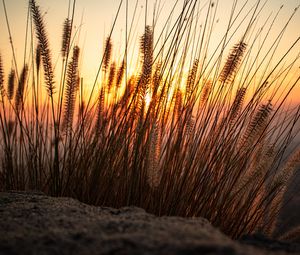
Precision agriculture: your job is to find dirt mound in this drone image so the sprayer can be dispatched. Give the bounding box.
[0,191,299,255]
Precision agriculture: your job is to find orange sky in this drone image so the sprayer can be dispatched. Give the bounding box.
[0,0,299,104]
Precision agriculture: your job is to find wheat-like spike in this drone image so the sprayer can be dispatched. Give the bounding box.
[15,65,28,112]
[147,121,161,188]
[137,25,153,116]
[265,190,285,237]
[115,60,125,89]
[62,46,80,133]
[241,101,272,148]
[263,184,286,237]
[152,61,162,93]
[61,18,72,58]
[95,86,105,135]
[140,25,153,58]
[249,102,272,134]
[35,43,42,73]
[132,26,153,120]
[107,62,116,93]
[185,59,199,102]
[248,139,267,175]
[7,69,15,100]
[136,87,146,121]
[174,89,183,122]
[264,149,300,236]
[231,145,274,233]
[103,37,112,72]
[30,0,55,97]
[121,75,135,106]
[272,148,300,189]
[0,54,4,98]
[185,114,195,138]
[235,145,274,194]
[229,87,247,124]
[136,81,146,112]
[219,41,247,84]
[140,25,153,88]
[200,80,212,106]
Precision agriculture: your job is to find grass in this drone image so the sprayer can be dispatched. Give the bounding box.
[0,0,300,239]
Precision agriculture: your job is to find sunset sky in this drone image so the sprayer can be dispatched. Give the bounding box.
[0,0,299,103]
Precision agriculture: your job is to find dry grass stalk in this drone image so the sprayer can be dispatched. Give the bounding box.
[219,41,247,84]
[115,61,125,89]
[61,18,72,58]
[103,37,112,72]
[15,65,28,112]
[240,101,273,149]
[107,62,116,93]
[147,121,161,188]
[185,59,199,104]
[62,46,80,134]
[265,149,300,236]
[7,69,15,100]
[0,55,4,99]
[30,0,55,97]
[35,44,42,74]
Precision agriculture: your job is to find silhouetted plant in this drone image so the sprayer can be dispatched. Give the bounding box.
[0,0,299,240]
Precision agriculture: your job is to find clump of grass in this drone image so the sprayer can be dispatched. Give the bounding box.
[0,0,300,240]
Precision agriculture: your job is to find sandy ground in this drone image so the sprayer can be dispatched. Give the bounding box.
[0,191,299,255]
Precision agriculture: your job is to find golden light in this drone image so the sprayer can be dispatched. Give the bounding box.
[145,91,152,109]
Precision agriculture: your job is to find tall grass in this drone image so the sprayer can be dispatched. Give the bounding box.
[0,0,300,239]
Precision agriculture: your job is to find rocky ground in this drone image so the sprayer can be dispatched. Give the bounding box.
[0,191,299,255]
